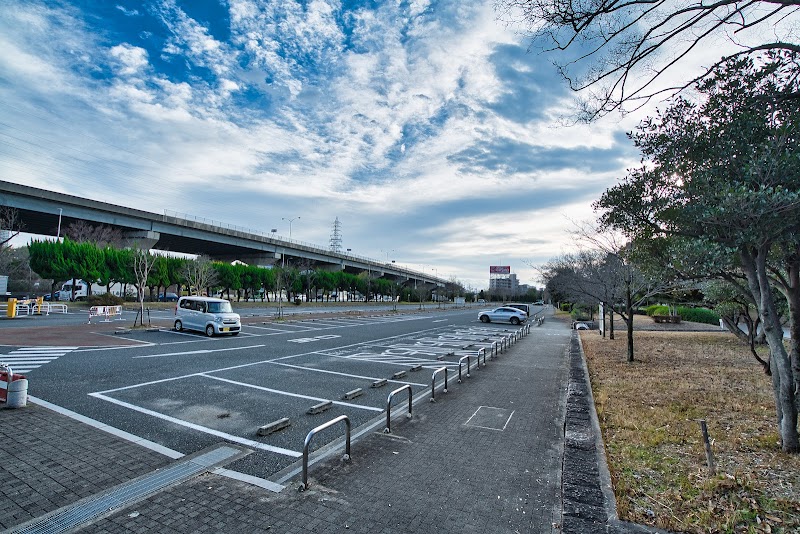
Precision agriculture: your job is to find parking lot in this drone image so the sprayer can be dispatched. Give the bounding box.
[1,307,538,486]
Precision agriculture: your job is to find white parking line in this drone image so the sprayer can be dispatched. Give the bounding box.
[199,374,383,412]
[269,360,427,387]
[245,325,304,333]
[132,344,266,359]
[88,392,302,457]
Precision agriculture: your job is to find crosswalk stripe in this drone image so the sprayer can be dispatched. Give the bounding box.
[6,348,77,353]
[0,359,57,363]
[1,346,76,374]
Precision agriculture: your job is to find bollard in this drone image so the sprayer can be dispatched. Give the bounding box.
[1,364,27,408]
[6,298,17,318]
[6,378,28,408]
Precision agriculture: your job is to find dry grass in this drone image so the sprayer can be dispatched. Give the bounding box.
[579,330,800,533]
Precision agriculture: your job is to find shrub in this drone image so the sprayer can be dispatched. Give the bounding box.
[571,304,593,321]
[560,303,571,312]
[87,293,124,306]
[677,306,720,325]
[645,305,670,316]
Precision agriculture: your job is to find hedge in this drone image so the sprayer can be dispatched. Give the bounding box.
[645,305,670,316]
[677,306,720,325]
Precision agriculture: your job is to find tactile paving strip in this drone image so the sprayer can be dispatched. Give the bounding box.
[9,445,244,534]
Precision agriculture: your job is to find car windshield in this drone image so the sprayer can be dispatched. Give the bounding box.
[207,301,233,313]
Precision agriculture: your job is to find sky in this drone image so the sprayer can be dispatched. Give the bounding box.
[0,0,645,290]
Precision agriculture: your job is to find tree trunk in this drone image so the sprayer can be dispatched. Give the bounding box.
[742,246,798,453]
[626,283,634,363]
[782,253,800,415]
[601,303,606,338]
[609,305,615,340]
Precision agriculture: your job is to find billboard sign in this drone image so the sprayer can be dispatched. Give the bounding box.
[489,266,511,275]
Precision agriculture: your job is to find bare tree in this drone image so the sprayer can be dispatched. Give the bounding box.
[495,1,800,119]
[132,248,154,327]
[0,207,24,274]
[0,206,23,247]
[574,223,681,361]
[181,256,219,296]
[64,220,124,248]
[542,225,677,361]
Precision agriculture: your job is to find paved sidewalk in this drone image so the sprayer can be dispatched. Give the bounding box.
[0,315,664,533]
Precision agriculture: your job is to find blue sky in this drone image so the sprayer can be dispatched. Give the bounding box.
[0,0,641,290]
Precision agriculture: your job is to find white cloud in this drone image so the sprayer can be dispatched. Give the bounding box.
[0,0,658,289]
[109,43,149,76]
[115,5,139,17]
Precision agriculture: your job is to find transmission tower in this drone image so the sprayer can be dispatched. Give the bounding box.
[329,217,343,253]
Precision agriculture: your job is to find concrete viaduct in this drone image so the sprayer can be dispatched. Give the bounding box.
[0,180,444,289]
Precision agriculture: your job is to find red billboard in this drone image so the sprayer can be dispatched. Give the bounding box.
[489,266,511,275]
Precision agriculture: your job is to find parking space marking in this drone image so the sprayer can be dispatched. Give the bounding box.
[301,320,353,327]
[269,360,427,387]
[132,344,266,359]
[82,320,522,466]
[288,334,341,343]
[88,392,302,457]
[199,374,383,412]
[328,351,456,369]
[90,322,489,420]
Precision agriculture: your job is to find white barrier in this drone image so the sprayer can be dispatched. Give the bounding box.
[33,302,68,315]
[88,305,123,323]
[0,301,69,316]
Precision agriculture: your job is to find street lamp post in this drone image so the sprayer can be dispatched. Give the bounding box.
[270,229,284,316]
[282,216,300,239]
[435,268,441,309]
[381,249,395,263]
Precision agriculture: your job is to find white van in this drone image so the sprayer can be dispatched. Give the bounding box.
[174,296,241,337]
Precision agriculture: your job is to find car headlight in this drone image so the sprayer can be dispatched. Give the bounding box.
[215,315,223,322]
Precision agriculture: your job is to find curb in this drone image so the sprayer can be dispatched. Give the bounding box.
[563,331,672,534]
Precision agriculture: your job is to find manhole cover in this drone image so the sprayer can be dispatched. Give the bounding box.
[464,406,514,431]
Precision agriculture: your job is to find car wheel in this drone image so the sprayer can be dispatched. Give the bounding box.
[174,320,183,332]
[480,315,490,323]
[510,317,520,325]
[205,325,215,337]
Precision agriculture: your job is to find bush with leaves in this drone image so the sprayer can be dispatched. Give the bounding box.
[676,306,720,325]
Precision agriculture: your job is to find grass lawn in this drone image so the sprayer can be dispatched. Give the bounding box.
[579,328,800,533]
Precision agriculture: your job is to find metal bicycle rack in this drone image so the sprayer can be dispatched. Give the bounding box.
[384,384,413,434]
[300,415,351,491]
[430,367,448,402]
[477,347,487,367]
[458,355,471,383]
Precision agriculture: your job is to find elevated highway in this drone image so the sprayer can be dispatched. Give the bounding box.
[0,180,443,287]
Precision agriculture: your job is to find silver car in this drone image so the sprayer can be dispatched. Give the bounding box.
[478,306,528,325]
[175,296,241,337]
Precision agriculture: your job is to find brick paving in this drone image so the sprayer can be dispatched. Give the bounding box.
[0,314,667,533]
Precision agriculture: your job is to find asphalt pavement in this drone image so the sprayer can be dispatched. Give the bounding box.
[0,307,667,533]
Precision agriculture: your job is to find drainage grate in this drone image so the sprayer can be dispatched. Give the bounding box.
[9,445,245,534]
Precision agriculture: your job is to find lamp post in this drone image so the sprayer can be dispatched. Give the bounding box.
[435,268,441,309]
[381,249,395,263]
[282,216,300,239]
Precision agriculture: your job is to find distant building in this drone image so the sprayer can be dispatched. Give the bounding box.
[489,273,519,293]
